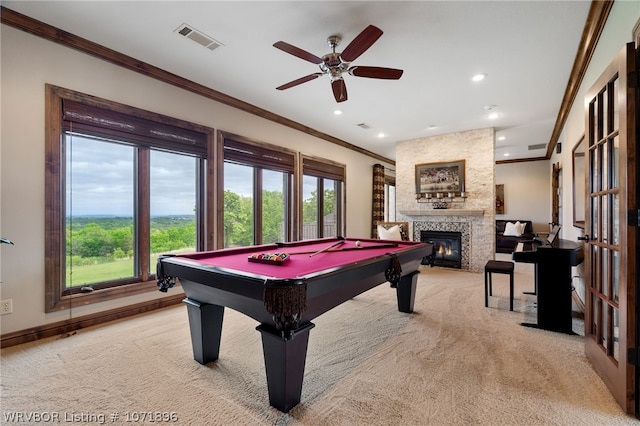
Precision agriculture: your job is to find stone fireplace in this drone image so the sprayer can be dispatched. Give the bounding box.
[420,231,462,269]
[404,210,487,272]
[420,230,463,269]
[394,128,496,273]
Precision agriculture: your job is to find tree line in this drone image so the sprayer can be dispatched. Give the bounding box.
[66,188,335,264]
[223,188,335,247]
[66,216,195,265]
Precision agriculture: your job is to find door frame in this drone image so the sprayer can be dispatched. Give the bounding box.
[583,41,637,415]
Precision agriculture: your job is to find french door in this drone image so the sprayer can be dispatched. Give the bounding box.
[583,42,638,415]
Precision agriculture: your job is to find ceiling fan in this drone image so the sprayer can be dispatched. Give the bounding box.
[273,25,403,103]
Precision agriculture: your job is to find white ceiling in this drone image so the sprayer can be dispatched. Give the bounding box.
[2,1,592,162]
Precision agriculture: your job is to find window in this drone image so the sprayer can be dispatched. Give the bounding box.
[301,155,346,239]
[149,150,198,272]
[384,174,396,222]
[222,162,255,247]
[45,85,214,312]
[219,132,295,247]
[65,136,136,286]
[262,169,290,243]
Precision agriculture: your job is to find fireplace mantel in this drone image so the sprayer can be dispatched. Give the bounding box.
[400,209,485,217]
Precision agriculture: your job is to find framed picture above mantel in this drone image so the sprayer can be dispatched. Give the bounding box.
[415,160,465,196]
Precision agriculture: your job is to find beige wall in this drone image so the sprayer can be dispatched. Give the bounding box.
[0,25,390,335]
[495,1,639,304]
[495,160,551,234]
[551,2,640,302]
[553,1,639,244]
[2,2,638,335]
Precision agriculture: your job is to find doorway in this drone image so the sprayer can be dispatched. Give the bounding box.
[583,42,638,416]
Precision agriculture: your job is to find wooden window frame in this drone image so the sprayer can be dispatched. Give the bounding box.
[300,154,346,239]
[45,85,215,312]
[217,131,297,248]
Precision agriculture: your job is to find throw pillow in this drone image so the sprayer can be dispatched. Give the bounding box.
[378,224,402,241]
[503,221,523,237]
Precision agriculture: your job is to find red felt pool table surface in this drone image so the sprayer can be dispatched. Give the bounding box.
[171,237,421,279]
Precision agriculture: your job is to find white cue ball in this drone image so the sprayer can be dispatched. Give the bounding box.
[355,240,361,247]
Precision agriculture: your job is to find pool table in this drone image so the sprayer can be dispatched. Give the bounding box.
[157,237,433,412]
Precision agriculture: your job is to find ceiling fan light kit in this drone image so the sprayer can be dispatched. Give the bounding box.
[273,25,403,103]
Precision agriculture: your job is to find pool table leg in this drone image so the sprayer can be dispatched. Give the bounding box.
[183,298,224,365]
[256,322,315,413]
[396,270,420,313]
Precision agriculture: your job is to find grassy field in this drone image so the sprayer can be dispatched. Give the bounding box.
[66,252,188,286]
[65,215,196,287]
[67,258,137,286]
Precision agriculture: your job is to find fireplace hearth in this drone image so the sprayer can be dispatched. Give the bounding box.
[421,231,462,269]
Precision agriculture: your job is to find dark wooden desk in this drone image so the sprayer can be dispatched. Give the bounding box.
[513,239,584,334]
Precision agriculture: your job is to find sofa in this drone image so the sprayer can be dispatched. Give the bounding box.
[495,220,535,253]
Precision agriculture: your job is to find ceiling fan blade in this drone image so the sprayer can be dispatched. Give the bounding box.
[349,66,404,80]
[273,41,323,64]
[340,25,383,62]
[276,73,323,90]
[332,78,348,103]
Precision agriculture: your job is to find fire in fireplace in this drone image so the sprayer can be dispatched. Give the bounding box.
[420,231,462,269]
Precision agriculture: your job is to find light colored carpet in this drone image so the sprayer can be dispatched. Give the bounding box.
[1,260,636,425]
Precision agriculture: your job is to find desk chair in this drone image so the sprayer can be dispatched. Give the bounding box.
[484,260,515,311]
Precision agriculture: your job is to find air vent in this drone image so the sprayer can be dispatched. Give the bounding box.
[175,24,223,51]
[357,123,371,129]
[528,143,546,150]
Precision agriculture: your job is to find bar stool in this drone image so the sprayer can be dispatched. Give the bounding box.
[484,260,514,311]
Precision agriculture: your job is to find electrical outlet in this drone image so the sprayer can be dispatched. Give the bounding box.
[1,299,13,315]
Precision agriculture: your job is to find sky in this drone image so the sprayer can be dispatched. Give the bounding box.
[67,135,196,216]
[66,134,312,217]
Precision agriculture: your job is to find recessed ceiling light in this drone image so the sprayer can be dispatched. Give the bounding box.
[498,136,506,141]
[503,153,510,157]
[334,109,342,115]
[488,112,501,120]
[377,132,385,138]
[472,73,486,82]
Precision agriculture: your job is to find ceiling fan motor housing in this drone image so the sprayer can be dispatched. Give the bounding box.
[320,53,349,79]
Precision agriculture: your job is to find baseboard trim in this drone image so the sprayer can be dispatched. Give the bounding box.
[1,293,185,348]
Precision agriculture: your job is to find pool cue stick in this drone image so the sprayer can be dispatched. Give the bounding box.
[339,243,398,251]
[286,242,399,256]
[309,239,346,257]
